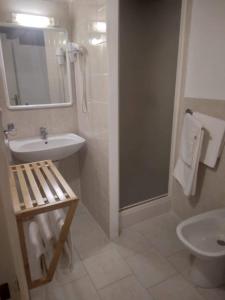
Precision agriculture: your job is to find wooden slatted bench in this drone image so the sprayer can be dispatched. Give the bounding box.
[9,160,79,289]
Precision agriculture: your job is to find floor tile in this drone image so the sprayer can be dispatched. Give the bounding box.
[54,260,87,285]
[149,274,204,300]
[150,230,184,257]
[168,249,193,281]
[197,285,225,300]
[71,211,109,260]
[113,228,153,259]
[132,212,184,257]
[83,245,132,289]
[54,247,87,284]
[132,212,180,235]
[46,276,101,300]
[57,245,81,267]
[99,275,153,300]
[125,248,177,288]
[30,286,46,300]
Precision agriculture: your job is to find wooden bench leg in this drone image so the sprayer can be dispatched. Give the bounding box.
[17,219,33,289]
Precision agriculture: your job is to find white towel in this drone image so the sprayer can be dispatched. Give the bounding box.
[35,213,54,245]
[51,209,64,224]
[180,114,199,166]
[174,114,204,196]
[28,221,45,259]
[193,112,225,168]
[50,209,74,270]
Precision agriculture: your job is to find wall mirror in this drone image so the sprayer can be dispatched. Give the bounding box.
[0,24,73,110]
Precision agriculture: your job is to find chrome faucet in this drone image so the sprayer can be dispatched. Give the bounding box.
[40,127,48,141]
[4,123,15,139]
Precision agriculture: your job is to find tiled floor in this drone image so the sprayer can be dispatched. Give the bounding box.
[30,203,225,300]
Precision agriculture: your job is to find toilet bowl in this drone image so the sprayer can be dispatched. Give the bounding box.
[177,208,225,288]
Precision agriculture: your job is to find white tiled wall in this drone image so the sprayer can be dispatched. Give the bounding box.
[70,0,110,234]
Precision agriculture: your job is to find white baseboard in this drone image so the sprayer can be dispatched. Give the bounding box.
[119,196,171,229]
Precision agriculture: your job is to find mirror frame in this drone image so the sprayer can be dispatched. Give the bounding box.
[0,22,73,110]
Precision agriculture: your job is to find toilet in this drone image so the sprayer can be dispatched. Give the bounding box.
[177,208,225,288]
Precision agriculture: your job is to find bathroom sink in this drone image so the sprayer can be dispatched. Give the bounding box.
[9,133,86,162]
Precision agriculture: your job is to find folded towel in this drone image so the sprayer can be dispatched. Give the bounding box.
[35,213,54,245]
[180,114,200,166]
[52,209,64,224]
[29,221,45,259]
[50,209,74,270]
[29,221,47,275]
[193,112,225,168]
[174,114,204,196]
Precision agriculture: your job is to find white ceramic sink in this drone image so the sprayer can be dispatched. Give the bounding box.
[9,133,86,162]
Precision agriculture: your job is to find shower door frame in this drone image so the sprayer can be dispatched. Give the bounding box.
[107,0,191,237]
[107,0,120,238]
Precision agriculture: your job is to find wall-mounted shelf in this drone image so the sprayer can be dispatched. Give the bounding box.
[9,160,79,289]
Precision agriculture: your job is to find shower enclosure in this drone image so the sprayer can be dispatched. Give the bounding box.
[119,0,182,209]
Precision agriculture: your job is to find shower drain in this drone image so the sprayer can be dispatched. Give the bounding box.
[217,239,225,246]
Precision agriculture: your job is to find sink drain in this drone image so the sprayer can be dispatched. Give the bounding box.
[217,239,225,246]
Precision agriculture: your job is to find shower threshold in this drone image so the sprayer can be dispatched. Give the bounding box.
[119,194,170,228]
[120,193,168,212]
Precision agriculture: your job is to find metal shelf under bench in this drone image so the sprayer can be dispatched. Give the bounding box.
[9,160,79,289]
